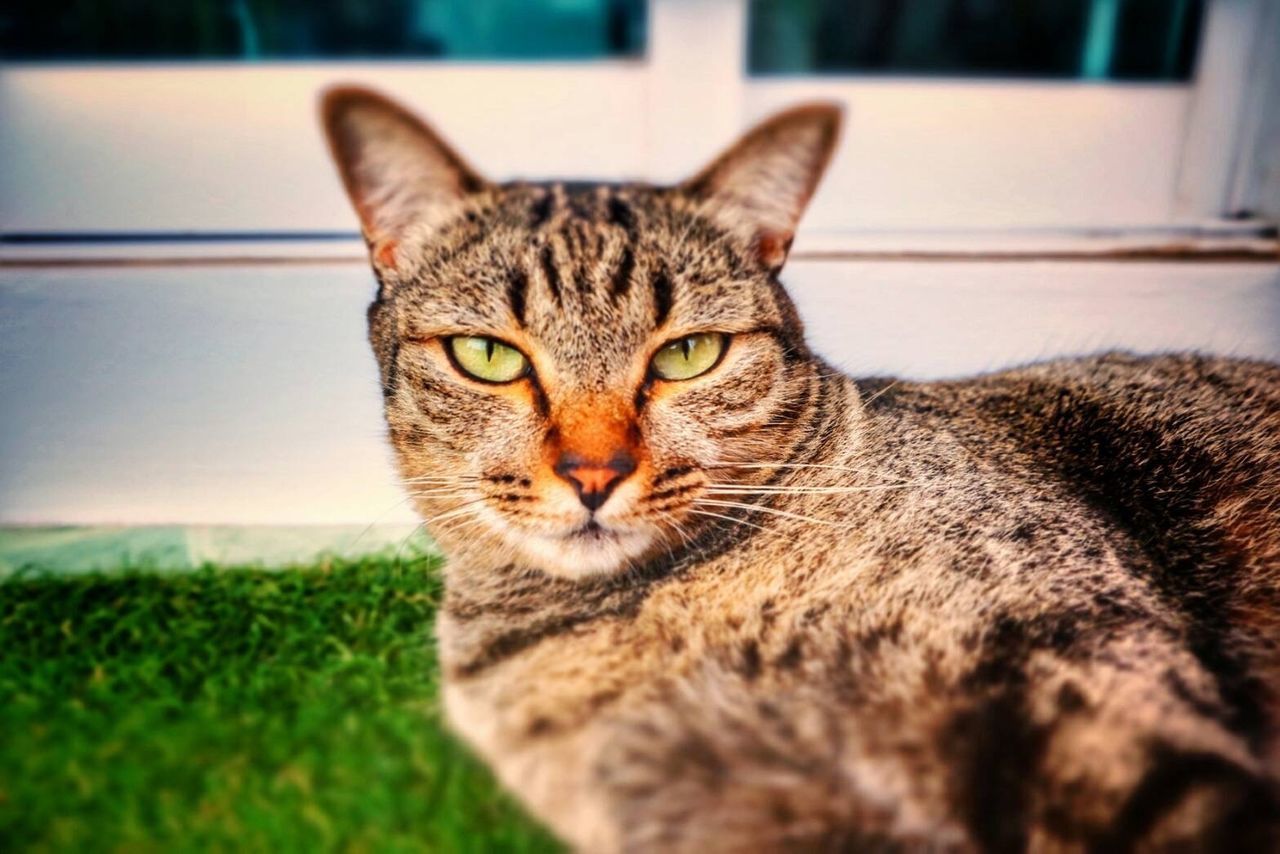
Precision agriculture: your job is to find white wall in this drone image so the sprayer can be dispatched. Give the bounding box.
[0,64,648,233]
[0,65,1205,234]
[2,260,1277,526]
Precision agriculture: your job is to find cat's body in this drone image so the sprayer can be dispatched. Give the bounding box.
[321,91,1280,850]
[440,352,1280,852]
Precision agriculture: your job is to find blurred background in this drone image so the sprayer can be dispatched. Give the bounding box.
[1,0,1278,566]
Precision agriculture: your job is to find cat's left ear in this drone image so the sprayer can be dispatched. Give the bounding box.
[681,103,842,272]
[321,86,488,274]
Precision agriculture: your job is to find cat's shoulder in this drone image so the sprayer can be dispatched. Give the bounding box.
[854,351,1279,415]
[1001,350,1280,390]
[846,351,1279,478]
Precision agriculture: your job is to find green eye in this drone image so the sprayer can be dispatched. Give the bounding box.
[449,336,529,383]
[650,333,727,381]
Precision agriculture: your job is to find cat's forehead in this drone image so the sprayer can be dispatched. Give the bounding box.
[397,181,784,380]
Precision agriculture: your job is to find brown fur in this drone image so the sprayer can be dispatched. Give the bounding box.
[322,87,1280,851]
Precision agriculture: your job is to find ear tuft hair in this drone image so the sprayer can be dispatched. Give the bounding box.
[320,86,487,273]
[681,103,842,271]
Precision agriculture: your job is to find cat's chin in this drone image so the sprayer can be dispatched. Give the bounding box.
[515,524,656,579]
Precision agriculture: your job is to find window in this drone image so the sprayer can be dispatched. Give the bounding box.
[0,0,646,61]
[749,0,1202,80]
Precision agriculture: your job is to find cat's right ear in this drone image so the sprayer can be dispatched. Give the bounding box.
[320,86,487,275]
[680,103,841,273]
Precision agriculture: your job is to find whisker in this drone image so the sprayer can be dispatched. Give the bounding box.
[393,521,432,568]
[706,461,886,475]
[704,483,924,495]
[349,494,426,554]
[349,483,481,554]
[655,510,697,559]
[425,499,491,525]
[686,508,771,533]
[357,483,481,532]
[694,498,836,527]
[860,380,900,406]
[408,512,489,567]
[432,511,489,545]
[394,498,490,566]
[651,520,681,567]
[396,512,485,568]
[404,490,477,501]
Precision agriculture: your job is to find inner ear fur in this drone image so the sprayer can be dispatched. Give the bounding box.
[681,103,842,271]
[320,85,488,274]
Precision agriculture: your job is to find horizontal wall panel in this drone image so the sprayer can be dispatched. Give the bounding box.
[2,66,1199,234]
[0,64,648,233]
[2,259,1277,525]
[748,80,1191,230]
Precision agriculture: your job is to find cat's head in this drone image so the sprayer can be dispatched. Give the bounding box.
[322,87,840,578]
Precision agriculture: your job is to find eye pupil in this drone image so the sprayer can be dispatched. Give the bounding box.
[681,338,692,360]
[486,339,495,361]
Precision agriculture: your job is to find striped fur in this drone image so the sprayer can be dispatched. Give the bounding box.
[323,88,1280,851]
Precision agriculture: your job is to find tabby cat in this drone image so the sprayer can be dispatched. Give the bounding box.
[321,87,1280,851]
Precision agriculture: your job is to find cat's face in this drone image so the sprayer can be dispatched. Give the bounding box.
[323,89,840,577]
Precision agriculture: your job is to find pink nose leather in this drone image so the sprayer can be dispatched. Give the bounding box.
[554,451,637,511]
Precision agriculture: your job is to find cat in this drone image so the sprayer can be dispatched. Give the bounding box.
[321,86,1280,851]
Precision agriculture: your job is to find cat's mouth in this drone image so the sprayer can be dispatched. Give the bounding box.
[559,519,646,554]
[506,517,655,577]
[566,520,613,542]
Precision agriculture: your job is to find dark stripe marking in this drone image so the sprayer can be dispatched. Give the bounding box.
[567,190,595,221]
[652,267,674,326]
[943,672,1042,853]
[539,244,563,304]
[719,419,776,438]
[648,482,699,503]
[452,614,594,677]
[1096,748,1277,850]
[507,267,529,325]
[611,245,636,299]
[607,195,635,232]
[654,465,695,485]
[382,339,401,400]
[529,192,554,228]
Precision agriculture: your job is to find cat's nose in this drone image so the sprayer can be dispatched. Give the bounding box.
[554,450,637,512]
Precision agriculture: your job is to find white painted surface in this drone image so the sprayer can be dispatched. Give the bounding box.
[1175,0,1279,218]
[1224,0,1280,219]
[2,260,1277,526]
[0,264,399,525]
[644,0,746,184]
[0,63,649,233]
[0,65,1203,234]
[5,0,1267,236]
[788,260,1280,378]
[747,80,1193,231]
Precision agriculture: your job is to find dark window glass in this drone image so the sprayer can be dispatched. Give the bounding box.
[0,0,646,61]
[749,0,1203,81]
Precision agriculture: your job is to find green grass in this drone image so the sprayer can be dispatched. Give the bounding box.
[0,555,561,852]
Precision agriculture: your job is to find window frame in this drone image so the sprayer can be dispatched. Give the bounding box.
[0,0,1275,256]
